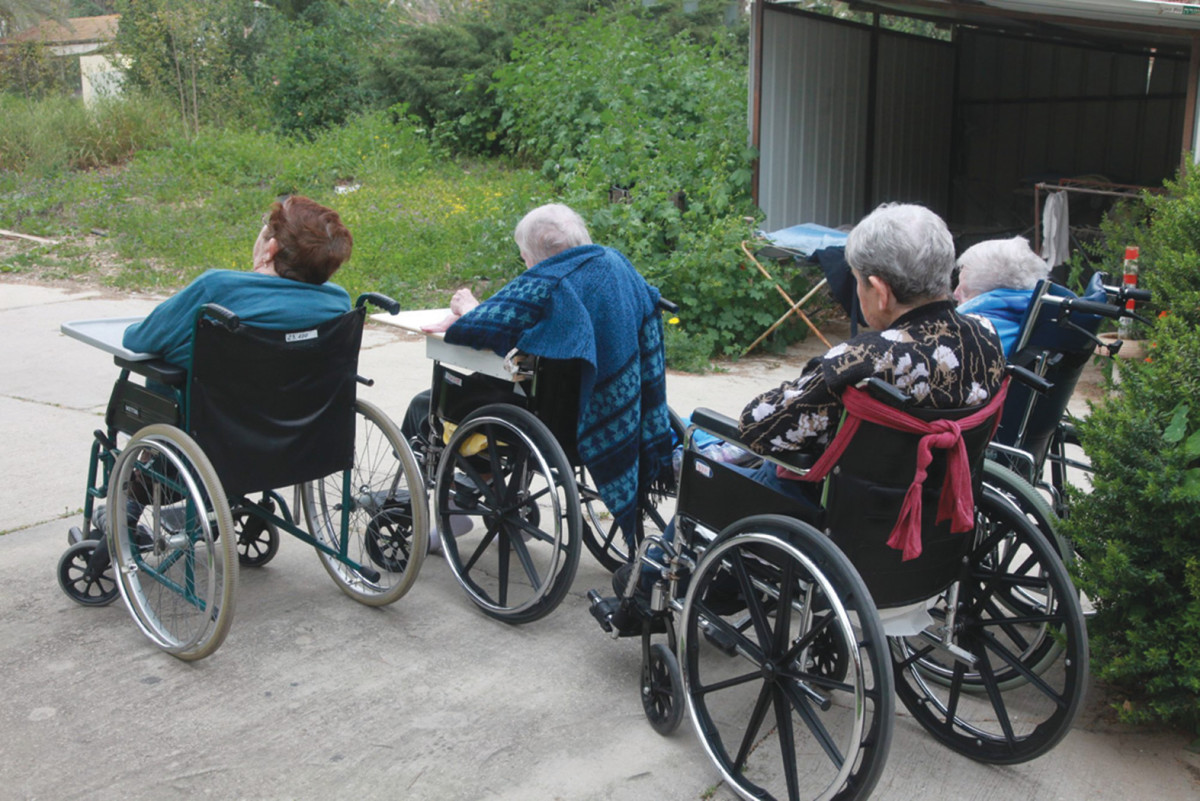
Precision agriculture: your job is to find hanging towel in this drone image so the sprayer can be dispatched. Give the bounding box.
[1042,191,1070,268]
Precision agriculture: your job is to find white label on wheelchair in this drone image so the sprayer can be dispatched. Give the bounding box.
[285,330,318,343]
[694,461,712,478]
[445,373,463,386]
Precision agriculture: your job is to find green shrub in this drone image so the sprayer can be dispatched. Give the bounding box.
[1063,169,1200,731]
[494,9,769,358]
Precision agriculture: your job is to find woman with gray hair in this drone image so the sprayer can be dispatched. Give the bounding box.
[737,203,1006,506]
[954,235,1049,355]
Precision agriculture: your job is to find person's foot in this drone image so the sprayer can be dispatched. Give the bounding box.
[427,502,475,555]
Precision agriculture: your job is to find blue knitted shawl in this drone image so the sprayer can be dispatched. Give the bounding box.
[445,245,672,546]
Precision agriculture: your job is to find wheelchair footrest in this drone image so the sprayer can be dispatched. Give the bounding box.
[588,591,666,639]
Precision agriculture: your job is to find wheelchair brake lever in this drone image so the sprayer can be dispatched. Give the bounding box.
[356,375,375,387]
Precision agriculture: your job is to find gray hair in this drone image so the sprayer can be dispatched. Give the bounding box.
[845,203,955,304]
[513,203,592,266]
[956,236,1049,300]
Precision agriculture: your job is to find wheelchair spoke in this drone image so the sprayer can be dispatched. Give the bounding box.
[734,681,774,770]
[773,683,802,801]
[976,628,1071,708]
[462,524,500,572]
[781,680,845,774]
[729,551,774,648]
[505,527,544,589]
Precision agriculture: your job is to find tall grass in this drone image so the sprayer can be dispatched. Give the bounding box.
[0,93,183,174]
[0,98,554,308]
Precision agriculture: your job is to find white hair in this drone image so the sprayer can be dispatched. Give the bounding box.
[845,203,955,303]
[512,203,592,266]
[956,236,1049,301]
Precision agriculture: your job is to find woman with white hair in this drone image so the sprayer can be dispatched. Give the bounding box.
[954,235,1050,355]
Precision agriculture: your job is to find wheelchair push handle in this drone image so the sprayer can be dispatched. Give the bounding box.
[199,303,241,331]
[657,296,679,315]
[356,292,401,314]
[1006,363,1053,395]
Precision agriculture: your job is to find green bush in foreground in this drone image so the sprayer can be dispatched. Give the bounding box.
[1063,168,1200,731]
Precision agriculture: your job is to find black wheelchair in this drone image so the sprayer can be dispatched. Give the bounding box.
[56,295,428,660]
[589,377,1088,801]
[983,274,1151,558]
[409,311,681,624]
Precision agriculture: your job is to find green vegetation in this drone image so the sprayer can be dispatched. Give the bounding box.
[2,0,796,364]
[1062,166,1200,731]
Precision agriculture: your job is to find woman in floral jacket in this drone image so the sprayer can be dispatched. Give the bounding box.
[736,203,1006,508]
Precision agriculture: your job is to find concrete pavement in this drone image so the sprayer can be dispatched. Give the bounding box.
[1,280,1197,801]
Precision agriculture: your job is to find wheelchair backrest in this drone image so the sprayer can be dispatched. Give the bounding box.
[187,305,364,498]
[433,357,585,465]
[823,400,998,608]
[993,277,1106,467]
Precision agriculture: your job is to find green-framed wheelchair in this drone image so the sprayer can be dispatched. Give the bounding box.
[589,376,1088,801]
[56,295,427,660]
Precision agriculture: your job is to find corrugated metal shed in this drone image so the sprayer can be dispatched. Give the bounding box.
[751,0,1200,240]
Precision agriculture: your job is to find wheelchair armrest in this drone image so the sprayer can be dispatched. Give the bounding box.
[691,407,741,444]
[689,407,817,473]
[114,356,187,387]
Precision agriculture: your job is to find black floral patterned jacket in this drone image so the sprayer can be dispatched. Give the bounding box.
[738,300,1006,458]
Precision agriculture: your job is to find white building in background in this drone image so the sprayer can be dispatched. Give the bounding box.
[2,14,124,105]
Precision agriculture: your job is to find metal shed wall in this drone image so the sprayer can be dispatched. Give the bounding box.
[758,9,870,230]
[756,5,955,231]
[952,29,1188,229]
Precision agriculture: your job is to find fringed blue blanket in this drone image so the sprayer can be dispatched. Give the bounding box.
[445,245,672,546]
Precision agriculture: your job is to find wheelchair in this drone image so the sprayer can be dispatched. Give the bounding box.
[589,376,1088,801]
[984,274,1151,557]
[56,295,428,660]
[409,311,682,625]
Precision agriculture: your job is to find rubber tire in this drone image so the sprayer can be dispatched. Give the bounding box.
[436,403,581,624]
[108,425,237,661]
[302,399,428,606]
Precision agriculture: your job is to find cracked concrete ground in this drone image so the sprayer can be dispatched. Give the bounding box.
[1,280,1196,801]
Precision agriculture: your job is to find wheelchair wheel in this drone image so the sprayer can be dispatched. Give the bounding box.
[580,407,684,573]
[681,515,894,801]
[232,500,280,567]
[889,485,1088,764]
[436,403,581,624]
[57,540,118,606]
[108,425,237,661]
[302,399,428,607]
[983,460,1072,564]
[642,642,685,735]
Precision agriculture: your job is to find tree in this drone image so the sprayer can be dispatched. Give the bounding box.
[0,0,67,38]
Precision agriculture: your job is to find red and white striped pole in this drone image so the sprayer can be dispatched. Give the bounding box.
[1118,245,1139,337]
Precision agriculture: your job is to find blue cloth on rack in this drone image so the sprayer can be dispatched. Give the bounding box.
[445,245,672,546]
[761,223,849,256]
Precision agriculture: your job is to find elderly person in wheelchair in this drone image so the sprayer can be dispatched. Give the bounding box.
[954,234,1050,356]
[400,203,673,621]
[123,194,353,367]
[607,203,1007,609]
[58,196,425,660]
[590,204,1087,800]
[77,195,353,540]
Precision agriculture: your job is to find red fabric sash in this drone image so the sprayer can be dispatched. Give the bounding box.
[781,379,1009,561]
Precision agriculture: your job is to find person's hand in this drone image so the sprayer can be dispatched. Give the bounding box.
[420,312,460,334]
[449,287,480,316]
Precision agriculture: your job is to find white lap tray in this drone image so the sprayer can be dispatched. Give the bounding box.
[61,317,155,361]
[371,308,520,383]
